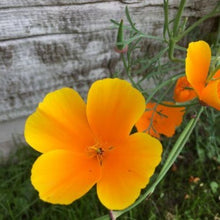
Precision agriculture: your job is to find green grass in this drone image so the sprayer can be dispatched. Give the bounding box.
[0,116,219,220]
[0,147,107,220]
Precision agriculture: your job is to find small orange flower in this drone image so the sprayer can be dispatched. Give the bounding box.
[24,78,162,210]
[173,76,197,102]
[189,176,200,184]
[136,102,185,138]
[174,41,220,110]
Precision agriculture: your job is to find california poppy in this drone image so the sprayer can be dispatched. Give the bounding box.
[136,102,185,138]
[173,76,197,102]
[24,78,162,210]
[174,40,220,110]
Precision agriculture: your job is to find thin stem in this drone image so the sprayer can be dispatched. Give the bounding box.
[176,7,220,41]
[167,0,186,62]
[163,0,171,41]
[172,0,186,36]
[168,39,185,62]
[168,0,219,62]
[216,17,220,44]
[159,100,199,108]
[121,54,141,90]
[142,73,184,103]
[125,6,139,33]
[109,210,116,220]
[137,47,169,83]
[145,81,174,135]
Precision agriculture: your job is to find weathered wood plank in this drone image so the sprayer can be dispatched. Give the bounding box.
[0,0,219,157]
[0,33,117,121]
[0,0,160,8]
[0,0,218,121]
[0,1,218,41]
[0,4,164,41]
[0,0,218,8]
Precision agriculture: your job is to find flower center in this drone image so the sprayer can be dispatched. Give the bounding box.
[87,143,114,166]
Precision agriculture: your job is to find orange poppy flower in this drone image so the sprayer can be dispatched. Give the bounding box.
[136,102,185,138]
[24,78,162,210]
[174,40,220,110]
[173,76,197,102]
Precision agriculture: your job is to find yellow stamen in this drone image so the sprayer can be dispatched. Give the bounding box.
[88,144,105,166]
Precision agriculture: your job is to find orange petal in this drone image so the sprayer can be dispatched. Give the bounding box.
[31,150,101,204]
[213,69,220,79]
[24,88,95,153]
[136,102,185,138]
[200,79,220,110]
[135,103,160,138]
[186,41,211,96]
[173,76,197,102]
[86,78,146,145]
[154,103,185,137]
[97,132,162,210]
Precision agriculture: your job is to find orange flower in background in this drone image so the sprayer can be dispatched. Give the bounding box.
[24,78,162,210]
[136,102,185,138]
[173,76,197,102]
[174,40,220,110]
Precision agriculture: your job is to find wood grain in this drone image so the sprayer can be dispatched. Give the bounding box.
[0,0,219,156]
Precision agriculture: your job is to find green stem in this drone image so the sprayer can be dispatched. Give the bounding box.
[167,0,186,62]
[145,81,175,134]
[159,100,199,108]
[142,73,184,104]
[168,0,219,62]
[137,47,169,83]
[176,7,220,41]
[172,0,186,36]
[168,39,184,62]
[111,20,163,41]
[216,17,220,44]
[121,53,142,91]
[163,0,171,41]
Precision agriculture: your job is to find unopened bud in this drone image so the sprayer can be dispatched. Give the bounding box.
[114,19,128,53]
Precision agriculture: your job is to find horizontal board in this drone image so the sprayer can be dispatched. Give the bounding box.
[0,3,162,41]
[0,0,218,40]
[0,0,219,157]
[0,0,218,121]
[0,33,118,121]
[0,1,160,9]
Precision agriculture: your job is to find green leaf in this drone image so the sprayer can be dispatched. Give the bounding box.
[210,181,219,194]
